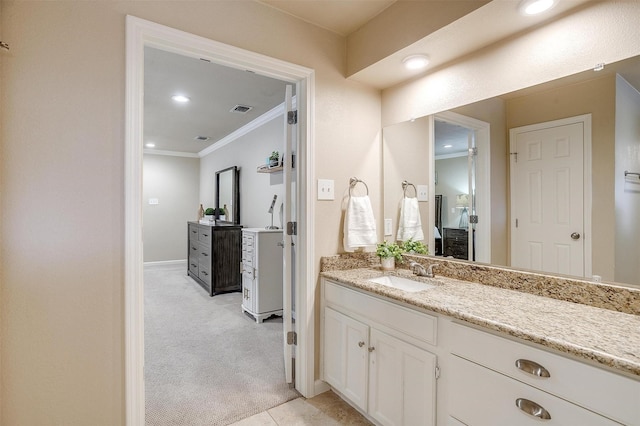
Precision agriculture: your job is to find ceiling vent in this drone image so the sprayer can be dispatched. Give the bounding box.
[194,136,211,142]
[230,104,253,114]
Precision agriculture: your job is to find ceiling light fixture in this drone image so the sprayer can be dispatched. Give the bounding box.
[171,95,191,103]
[443,144,453,148]
[593,63,605,72]
[518,0,556,15]
[402,54,430,70]
[145,143,156,148]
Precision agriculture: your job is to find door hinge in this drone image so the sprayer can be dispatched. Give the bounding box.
[516,218,519,228]
[288,110,298,125]
[510,151,518,163]
[287,221,297,236]
[469,215,478,224]
[287,331,297,345]
[435,365,441,380]
[291,153,296,169]
[469,147,478,156]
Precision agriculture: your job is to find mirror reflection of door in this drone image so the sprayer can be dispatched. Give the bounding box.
[509,115,591,277]
[433,112,490,263]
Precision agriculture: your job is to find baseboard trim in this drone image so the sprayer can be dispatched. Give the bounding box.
[143,259,187,266]
[313,379,330,397]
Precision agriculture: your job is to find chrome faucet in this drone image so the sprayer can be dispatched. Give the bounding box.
[409,261,437,278]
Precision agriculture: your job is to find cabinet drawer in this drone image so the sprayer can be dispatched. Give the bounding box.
[242,234,254,247]
[188,258,199,275]
[189,240,201,258]
[450,323,639,425]
[188,224,199,241]
[324,280,437,346]
[198,226,212,245]
[198,249,211,268]
[199,265,212,285]
[242,249,254,266]
[449,355,619,426]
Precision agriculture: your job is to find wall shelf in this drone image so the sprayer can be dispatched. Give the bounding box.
[257,165,283,173]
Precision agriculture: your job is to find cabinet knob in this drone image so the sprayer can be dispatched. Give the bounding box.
[515,359,550,378]
[358,341,365,347]
[515,398,551,420]
[368,346,375,353]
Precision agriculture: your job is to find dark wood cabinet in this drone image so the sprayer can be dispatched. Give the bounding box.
[443,227,475,260]
[187,222,242,296]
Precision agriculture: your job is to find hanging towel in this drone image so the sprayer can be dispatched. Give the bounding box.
[343,195,377,252]
[397,197,424,242]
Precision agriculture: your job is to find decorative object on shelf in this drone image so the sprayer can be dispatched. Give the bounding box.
[269,151,279,167]
[376,240,403,270]
[456,193,469,228]
[198,204,205,221]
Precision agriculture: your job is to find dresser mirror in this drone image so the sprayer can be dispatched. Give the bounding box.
[383,54,640,288]
[215,166,240,224]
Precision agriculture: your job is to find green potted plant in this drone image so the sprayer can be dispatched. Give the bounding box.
[376,240,403,270]
[269,151,279,167]
[204,207,215,222]
[401,238,428,255]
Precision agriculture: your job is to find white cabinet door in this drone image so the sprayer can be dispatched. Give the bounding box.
[242,270,254,312]
[368,328,436,426]
[323,307,369,411]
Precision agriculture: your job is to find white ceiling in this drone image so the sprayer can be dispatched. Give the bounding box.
[257,0,396,36]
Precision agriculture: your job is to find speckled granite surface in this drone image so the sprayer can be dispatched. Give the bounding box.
[320,255,640,377]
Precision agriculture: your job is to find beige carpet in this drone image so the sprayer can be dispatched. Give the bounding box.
[145,263,299,425]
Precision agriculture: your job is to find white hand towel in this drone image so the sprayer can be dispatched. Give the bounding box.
[397,197,424,242]
[343,195,377,252]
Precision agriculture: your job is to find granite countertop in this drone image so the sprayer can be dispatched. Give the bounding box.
[321,267,640,378]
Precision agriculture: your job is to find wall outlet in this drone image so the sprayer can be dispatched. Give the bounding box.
[417,185,428,201]
[384,218,393,236]
[317,179,335,200]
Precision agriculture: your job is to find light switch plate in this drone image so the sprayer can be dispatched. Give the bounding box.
[417,185,429,201]
[384,218,393,236]
[317,179,335,200]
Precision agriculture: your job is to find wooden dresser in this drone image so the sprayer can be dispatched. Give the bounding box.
[443,227,475,260]
[187,222,242,296]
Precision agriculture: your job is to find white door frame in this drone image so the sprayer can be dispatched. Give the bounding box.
[509,114,592,278]
[432,111,491,264]
[125,16,316,425]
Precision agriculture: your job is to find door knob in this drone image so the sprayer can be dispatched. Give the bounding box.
[570,232,581,240]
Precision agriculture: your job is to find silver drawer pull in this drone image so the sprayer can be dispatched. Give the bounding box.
[358,341,365,347]
[515,359,550,378]
[368,346,375,353]
[515,398,551,420]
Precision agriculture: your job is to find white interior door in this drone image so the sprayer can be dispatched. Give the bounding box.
[510,118,586,276]
[282,85,296,384]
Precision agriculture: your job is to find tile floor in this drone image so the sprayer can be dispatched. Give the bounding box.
[230,390,373,426]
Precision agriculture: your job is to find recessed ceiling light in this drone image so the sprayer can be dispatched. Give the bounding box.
[171,95,191,103]
[443,144,453,148]
[402,54,430,70]
[518,0,556,15]
[593,63,605,72]
[145,143,156,148]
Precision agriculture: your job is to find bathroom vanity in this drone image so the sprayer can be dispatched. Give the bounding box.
[320,256,640,426]
[187,222,242,296]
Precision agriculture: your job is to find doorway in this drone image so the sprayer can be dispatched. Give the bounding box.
[125,16,315,424]
[509,114,592,277]
[432,112,490,264]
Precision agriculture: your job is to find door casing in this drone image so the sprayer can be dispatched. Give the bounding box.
[125,16,317,425]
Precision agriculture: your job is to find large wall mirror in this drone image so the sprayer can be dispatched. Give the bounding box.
[383,54,640,288]
[215,166,240,225]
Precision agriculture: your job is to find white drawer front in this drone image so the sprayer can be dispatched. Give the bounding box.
[324,280,437,346]
[450,323,639,425]
[449,355,620,426]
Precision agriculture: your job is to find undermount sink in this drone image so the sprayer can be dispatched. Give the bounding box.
[368,275,439,293]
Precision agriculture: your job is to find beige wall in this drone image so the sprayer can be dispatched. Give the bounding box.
[143,154,200,263]
[382,117,431,246]
[0,1,380,424]
[506,75,616,281]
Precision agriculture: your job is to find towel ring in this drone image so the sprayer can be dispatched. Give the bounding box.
[349,177,369,196]
[402,180,417,197]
